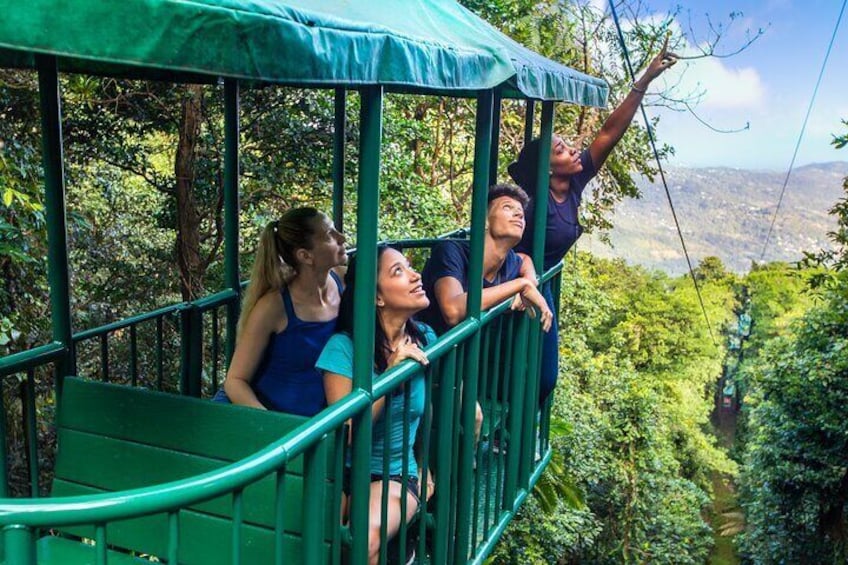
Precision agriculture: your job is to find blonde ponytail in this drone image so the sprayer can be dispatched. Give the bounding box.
[236,207,322,340]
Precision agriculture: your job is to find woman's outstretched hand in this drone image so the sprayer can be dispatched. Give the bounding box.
[640,34,679,85]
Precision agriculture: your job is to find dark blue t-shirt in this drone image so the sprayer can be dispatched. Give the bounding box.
[420,240,523,335]
[516,149,596,270]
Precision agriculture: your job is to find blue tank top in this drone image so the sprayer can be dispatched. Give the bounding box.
[251,272,342,416]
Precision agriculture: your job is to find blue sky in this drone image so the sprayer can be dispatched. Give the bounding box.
[604,0,848,169]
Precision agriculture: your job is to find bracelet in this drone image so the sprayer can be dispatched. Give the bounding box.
[631,82,647,94]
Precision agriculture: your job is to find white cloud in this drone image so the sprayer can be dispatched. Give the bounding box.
[657,27,766,110]
[595,10,765,110]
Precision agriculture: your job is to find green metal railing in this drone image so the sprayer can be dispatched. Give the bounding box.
[0,291,236,499]
[0,261,560,564]
[1,56,563,563]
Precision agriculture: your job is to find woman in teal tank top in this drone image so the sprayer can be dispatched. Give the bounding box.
[222,207,347,415]
[318,245,433,565]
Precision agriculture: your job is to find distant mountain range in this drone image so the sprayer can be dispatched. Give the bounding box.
[583,162,848,274]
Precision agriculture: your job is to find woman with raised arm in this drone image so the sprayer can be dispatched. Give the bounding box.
[318,245,434,565]
[508,40,678,406]
[221,207,347,416]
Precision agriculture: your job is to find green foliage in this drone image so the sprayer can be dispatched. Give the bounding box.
[736,122,848,563]
[738,289,848,563]
[494,255,737,564]
[0,2,767,559]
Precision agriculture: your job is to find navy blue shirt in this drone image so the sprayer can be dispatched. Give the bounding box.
[516,149,596,270]
[420,240,523,335]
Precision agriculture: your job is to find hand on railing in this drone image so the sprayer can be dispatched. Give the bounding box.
[386,337,430,369]
[510,283,553,332]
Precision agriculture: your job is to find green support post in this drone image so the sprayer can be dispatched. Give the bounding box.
[223,79,240,365]
[524,100,535,145]
[3,525,34,565]
[503,316,529,508]
[333,88,346,233]
[488,89,502,185]
[454,89,494,563]
[530,102,554,268]
[432,350,458,565]
[519,323,541,486]
[36,55,74,398]
[349,85,383,565]
[302,441,328,564]
[520,101,554,486]
[0,388,6,500]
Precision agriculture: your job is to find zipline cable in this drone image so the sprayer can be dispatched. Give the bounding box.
[759,0,847,262]
[608,0,717,347]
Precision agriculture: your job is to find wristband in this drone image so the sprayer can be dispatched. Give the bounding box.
[631,82,647,94]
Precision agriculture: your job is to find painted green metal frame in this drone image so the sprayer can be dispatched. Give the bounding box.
[333,88,347,234]
[1,56,562,565]
[223,79,241,365]
[349,85,382,565]
[36,55,74,395]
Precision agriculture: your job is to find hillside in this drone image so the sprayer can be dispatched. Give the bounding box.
[584,162,848,274]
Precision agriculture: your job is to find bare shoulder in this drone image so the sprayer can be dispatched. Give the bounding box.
[251,289,288,333]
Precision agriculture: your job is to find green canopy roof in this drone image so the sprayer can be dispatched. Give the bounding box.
[0,0,608,105]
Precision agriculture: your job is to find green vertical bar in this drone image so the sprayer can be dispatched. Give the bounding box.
[331,429,345,565]
[517,102,555,490]
[95,524,106,565]
[3,525,35,565]
[503,316,529,508]
[454,89,494,564]
[524,100,535,146]
[379,400,391,565]
[223,79,240,365]
[168,511,179,564]
[130,324,138,387]
[432,349,457,565]
[519,323,541,487]
[232,489,243,565]
[531,102,555,269]
[211,310,219,394]
[398,385,412,564]
[350,85,382,565]
[488,89,502,185]
[179,308,190,394]
[333,88,347,233]
[23,371,38,497]
[156,316,164,390]
[99,334,109,382]
[0,383,8,499]
[274,469,287,565]
[481,323,497,533]
[466,90,493,318]
[554,262,563,328]
[36,55,74,400]
[447,347,464,560]
[416,367,433,562]
[495,316,513,515]
[130,324,138,386]
[303,441,328,564]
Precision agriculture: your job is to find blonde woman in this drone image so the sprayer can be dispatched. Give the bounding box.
[221,207,346,415]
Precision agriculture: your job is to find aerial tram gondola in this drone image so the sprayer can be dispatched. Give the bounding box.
[0,1,609,563]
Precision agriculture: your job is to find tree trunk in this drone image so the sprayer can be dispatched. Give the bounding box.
[174,84,204,301]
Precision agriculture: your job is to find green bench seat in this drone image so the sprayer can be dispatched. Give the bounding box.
[38,377,343,564]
